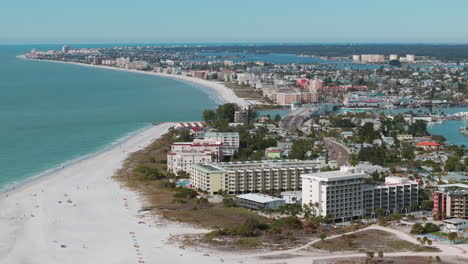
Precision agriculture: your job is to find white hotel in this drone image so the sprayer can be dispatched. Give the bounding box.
[302,167,418,221]
[302,167,365,220]
[203,132,239,156]
[167,141,222,175]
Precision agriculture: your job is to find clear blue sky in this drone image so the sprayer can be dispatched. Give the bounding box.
[1,0,467,44]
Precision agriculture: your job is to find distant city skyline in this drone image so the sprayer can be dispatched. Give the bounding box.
[1,0,468,44]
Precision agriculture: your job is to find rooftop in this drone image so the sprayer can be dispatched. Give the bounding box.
[302,166,367,181]
[444,218,468,224]
[236,193,284,204]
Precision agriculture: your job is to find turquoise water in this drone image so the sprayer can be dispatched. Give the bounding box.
[0,45,219,191]
[345,107,468,146]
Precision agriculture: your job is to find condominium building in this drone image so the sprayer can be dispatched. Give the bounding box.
[191,159,326,194]
[167,142,222,175]
[406,54,415,63]
[360,54,385,63]
[302,166,366,220]
[276,92,317,105]
[434,184,468,220]
[363,176,419,216]
[302,167,419,221]
[202,132,239,156]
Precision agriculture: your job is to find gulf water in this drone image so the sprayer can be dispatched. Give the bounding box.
[0,45,219,191]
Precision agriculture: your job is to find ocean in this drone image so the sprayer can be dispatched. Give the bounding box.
[0,45,219,191]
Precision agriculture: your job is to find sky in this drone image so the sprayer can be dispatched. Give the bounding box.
[1,0,468,44]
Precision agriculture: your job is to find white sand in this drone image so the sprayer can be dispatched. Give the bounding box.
[0,123,232,264]
[18,56,255,107]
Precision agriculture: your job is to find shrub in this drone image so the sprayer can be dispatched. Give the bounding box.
[271,216,303,230]
[134,166,166,180]
[234,237,261,247]
[223,197,237,207]
[173,188,198,199]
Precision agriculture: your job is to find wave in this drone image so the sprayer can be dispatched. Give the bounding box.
[0,123,153,194]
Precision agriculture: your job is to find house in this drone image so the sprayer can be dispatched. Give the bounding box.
[443,218,468,233]
[340,131,354,139]
[416,141,441,150]
[382,136,395,146]
[236,193,285,210]
[397,134,414,141]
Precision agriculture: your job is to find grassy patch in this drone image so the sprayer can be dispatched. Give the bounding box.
[234,237,261,248]
[312,230,440,253]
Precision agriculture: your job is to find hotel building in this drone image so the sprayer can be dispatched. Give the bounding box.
[202,132,239,156]
[302,167,419,221]
[191,159,326,194]
[167,141,222,175]
[363,176,419,216]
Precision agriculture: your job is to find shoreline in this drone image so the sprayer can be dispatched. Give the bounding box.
[18,55,254,108]
[0,124,154,195]
[0,122,232,264]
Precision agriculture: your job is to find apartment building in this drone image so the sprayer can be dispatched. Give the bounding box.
[302,166,366,220]
[202,132,239,156]
[434,184,468,220]
[191,159,326,194]
[360,54,385,63]
[363,176,419,216]
[167,142,222,175]
[302,167,418,221]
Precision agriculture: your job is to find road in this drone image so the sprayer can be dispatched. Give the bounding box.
[324,138,351,167]
[238,224,468,264]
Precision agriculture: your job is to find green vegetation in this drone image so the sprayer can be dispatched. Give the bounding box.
[410,223,440,235]
[134,166,167,180]
[312,229,438,253]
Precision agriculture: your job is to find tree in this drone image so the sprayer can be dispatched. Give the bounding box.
[274,114,282,123]
[289,139,313,160]
[202,109,217,123]
[216,103,238,122]
[408,120,428,137]
[435,256,441,263]
[420,200,434,211]
[411,223,424,234]
[447,232,458,244]
[402,147,415,161]
[366,251,375,259]
[378,251,384,258]
[319,233,327,241]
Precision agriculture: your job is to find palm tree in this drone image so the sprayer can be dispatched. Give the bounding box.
[447,232,458,244]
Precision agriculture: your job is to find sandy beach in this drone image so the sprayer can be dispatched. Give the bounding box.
[0,123,230,264]
[17,55,254,108]
[5,56,466,264]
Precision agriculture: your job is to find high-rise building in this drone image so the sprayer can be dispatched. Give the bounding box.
[191,159,326,194]
[363,176,419,216]
[302,167,419,221]
[202,132,239,156]
[302,166,366,220]
[167,141,223,175]
[61,45,70,53]
[406,54,415,63]
[434,184,468,220]
[360,54,385,63]
[389,54,399,61]
[352,55,361,62]
[234,109,249,123]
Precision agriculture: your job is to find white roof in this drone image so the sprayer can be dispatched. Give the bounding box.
[444,218,468,224]
[281,191,302,197]
[302,167,366,182]
[236,193,284,204]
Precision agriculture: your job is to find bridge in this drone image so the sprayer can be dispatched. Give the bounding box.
[280,103,337,130]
